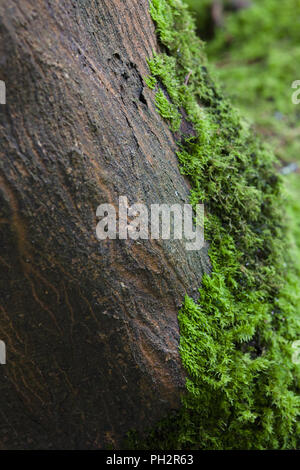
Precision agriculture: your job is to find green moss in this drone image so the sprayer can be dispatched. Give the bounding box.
[127,0,300,450]
[155,88,182,131]
[184,1,300,304]
[144,75,157,90]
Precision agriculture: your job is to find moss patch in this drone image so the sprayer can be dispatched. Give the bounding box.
[127,0,300,450]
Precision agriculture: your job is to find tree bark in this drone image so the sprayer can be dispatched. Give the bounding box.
[0,0,210,449]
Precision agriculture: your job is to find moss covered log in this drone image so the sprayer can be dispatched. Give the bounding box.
[127,0,300,450]
[0,0,299,450]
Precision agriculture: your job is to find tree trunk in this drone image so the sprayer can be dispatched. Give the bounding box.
[0,0,210,449]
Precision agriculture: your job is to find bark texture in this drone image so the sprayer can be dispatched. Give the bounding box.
[0,0,210,449]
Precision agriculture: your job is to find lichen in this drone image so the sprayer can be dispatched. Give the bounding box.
[127,0,300,450]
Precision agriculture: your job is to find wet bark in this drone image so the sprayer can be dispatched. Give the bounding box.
[0,0,210,449]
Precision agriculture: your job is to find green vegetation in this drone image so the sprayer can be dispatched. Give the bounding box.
[187,0,300,161]
[127,0,300,449]
[186,0,300,281]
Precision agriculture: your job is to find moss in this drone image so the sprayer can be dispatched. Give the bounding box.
[144,75,157,90]
[154,88,182,131]
[184,1,300,300]
[127,0,300,450]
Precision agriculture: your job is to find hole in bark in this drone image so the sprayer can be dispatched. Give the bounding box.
[139,88,147,106]
[113,52,121,61]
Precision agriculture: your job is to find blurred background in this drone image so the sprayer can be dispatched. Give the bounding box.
[184,0,300,268]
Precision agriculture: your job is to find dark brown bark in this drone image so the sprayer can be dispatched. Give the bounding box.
[0,0,210,449]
